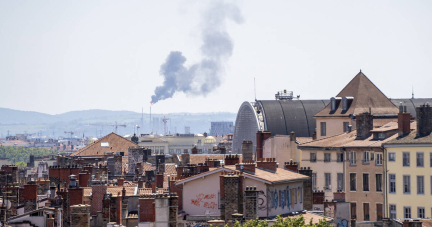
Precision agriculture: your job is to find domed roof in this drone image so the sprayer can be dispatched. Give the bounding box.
[88,138,98,145]
[204,136,216,144]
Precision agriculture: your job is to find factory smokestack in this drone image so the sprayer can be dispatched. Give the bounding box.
[150,1,243,104]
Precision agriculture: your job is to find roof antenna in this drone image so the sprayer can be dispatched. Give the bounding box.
[254,77,257,101]
[360,69,362,73]
[412,86,414,99]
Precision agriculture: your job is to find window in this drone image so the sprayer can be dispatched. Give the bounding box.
[299,187,302,203]
[350,173,357,191]
[376,153,383,165]
[184,149,188,153]
[295,188,297,204]
[389,174,396,193]
[417,152,424,167]
[404,207,411,218]
[337,153,344,162]
[376,174,383,192]
[418,207,425,218]
[363,174,369,191]
[310,153,317,162]
[324,153,331,162]
[363,151,370,163]
[363,203,370,221]
[403,152,410,166]
[430,152,432,167]
[321,122,326,136]
[377,204,383,221]
[312,173,317,190]
[198,139,201,145]
[389,152,396,162]
[337,173,344,191]
[351,203,357,219]
[169,149,174,154]
[350,151,356,165]
[390,205,397,219]
[403,175,411,194]
[417,176,424,194]
[343,122,350,132]
[325,173,331,190]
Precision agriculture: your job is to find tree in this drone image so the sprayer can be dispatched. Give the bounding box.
[222,215,331,227]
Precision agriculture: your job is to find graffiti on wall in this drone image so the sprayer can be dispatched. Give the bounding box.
[266,186,303,211]
[336,218,349,227]
[258,190,267,210]
[191,193,217,209]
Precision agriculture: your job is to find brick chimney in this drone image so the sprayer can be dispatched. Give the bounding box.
[241,141,253,162]
[206,159,220,168]
[256,131,272,161]
[192,146,198,154]
[117,178,125,187]
[151,181,156,193]
[197,163,209,173]
[176,166,184,176]
[224,154,240,165]
[416,104,432,137]
[139,195,156,222]
[138,178,144,189]
[69,187,84,206]
[356,112,373,138]
[256,158,277,172]
[79,170,90,188]
[333,191,345,202]
[235,160,256,173]
[398,104,411,137]
[156,174,163,188]
[284,160,298,172]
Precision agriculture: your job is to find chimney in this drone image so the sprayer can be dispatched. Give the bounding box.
[333,191,345,202]
[219,146,226,154]
[235,160,256,173]
[117,178,125,187]
[156,174,164,188]
[298,167,313,210]
[256,131,272,161]
[284,160,298,172]
[224,154,240,165]
[312,131,317,140]
[398,104,411,137]
[416,103,432,137]
[192,146,198,154]
[356,112,373,138]
[138,178,144,189]
[176,166,184,176]
[181,153,190,166]
[256,158,277,172]
[204,132,207,137]
[197,163,209,173]
[290,131,296,141]
[139,195,156,222]
[241,141,253,161]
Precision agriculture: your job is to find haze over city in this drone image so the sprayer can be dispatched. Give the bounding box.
[1,0,431,115]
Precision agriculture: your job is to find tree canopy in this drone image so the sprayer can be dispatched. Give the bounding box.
[0,146,63,164]
[224,214,331,227]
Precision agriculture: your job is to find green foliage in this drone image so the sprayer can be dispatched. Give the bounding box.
[224,215,330,227]
[0,146,63,164]
[14,161,27,167]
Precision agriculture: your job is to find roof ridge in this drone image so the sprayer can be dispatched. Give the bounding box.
[299,132,351,146]
[71,132,137,156]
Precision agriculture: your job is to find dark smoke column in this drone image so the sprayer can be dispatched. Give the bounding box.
[150,1,244,104]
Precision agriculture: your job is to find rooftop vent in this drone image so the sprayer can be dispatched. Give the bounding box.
[275,90,293,100]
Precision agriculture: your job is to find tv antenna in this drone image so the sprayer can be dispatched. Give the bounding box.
[254,77,257,101]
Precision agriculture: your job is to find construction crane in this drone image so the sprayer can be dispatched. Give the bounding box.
[64,131,74,141]
[88,121,126,134]
[162,116,170,135]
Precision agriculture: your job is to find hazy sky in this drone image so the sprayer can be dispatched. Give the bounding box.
[1,0,431,115]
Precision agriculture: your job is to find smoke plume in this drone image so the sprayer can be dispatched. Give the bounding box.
[150,1,244,104]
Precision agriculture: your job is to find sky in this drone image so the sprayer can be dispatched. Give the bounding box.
[0,0,431,115]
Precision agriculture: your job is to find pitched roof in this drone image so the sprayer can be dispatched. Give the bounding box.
[189,154,243,165]
[83,185,137,197]
[175,166,308,185]
[315,72,398,117]
[71,132,138,157]
[384,129,432,145]
[300,121,416,148]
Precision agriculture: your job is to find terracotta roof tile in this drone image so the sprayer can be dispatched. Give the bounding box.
[71,133,138,157]
[83,185,136,197]
[189,154,243,165]
[296,137,313,144]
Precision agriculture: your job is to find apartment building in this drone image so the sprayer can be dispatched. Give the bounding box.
[383,104,432,220]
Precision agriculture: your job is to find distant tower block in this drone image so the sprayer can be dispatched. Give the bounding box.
[185,126,191,134]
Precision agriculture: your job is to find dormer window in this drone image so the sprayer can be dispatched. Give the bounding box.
[342,96,354,111]
[330,97,342,112]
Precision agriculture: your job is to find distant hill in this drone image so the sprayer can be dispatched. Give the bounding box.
[0,107,236,137]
